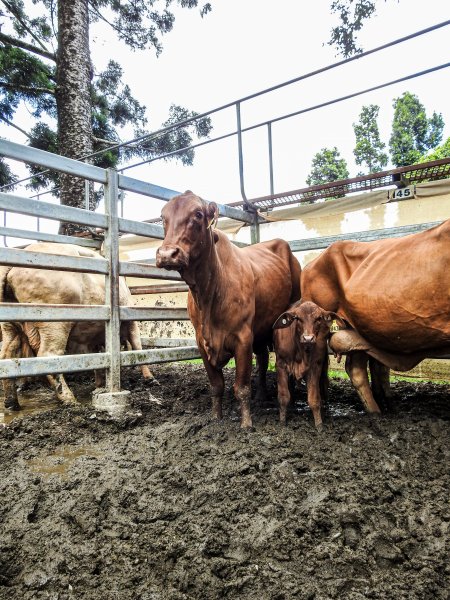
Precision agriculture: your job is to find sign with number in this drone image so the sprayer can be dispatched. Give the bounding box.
[388,186,415,200]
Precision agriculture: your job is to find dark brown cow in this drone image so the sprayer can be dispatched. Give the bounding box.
[273,300,344,429]
[301,220,450,413]
[156,191,301,428]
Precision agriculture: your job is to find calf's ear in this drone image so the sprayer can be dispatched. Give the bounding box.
[273,312,296,329]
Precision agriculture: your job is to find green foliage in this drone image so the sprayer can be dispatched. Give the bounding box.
[328,0,379,57]
[26,122,58,192]
[89,0,212,54]
[306,146,350,187]
[420,136,450,162]
[0,45,56,118]
[353,104,388,174]
[0,154,18,187]
[389,92,444,167]
[0,0,213,197]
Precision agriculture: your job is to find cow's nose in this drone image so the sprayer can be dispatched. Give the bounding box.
[301,334,315,344]
[156,246,180,267]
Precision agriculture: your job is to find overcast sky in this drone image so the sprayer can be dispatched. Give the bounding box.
[2,0,450,221]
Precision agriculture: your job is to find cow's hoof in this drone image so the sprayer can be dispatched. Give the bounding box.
[315,422,324,434]
[4,400,21,411]
[254,390,267,405]
[240,423,255,432]
[61,398,78,406]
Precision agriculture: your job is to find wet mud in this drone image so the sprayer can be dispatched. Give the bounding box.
[0,365,449,599]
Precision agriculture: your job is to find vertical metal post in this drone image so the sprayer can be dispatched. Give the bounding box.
[103,169,122,394]
[2,210,8,247]
[37,194,41,232]
[85,179,90,210]
[267,123,275,196]
[236,102,248,207]
[236,102,260,244]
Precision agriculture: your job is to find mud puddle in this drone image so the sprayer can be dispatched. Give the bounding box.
[27,445,101,479]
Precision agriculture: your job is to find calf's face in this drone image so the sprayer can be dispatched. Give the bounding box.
[156,191,218,271]
[273,301,343,348]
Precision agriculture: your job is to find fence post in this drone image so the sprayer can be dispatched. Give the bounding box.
[93,168,131,413]
[236,102,260,244]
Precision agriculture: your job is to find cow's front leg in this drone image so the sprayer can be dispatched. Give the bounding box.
[199,348,225,420]
[234,344,253,429]
[275,362,290,425]
[254,347,269,404]
[345,352,381,414]
[305,370,324,431]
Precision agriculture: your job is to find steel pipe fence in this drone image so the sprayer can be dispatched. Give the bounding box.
[0,139,447,402]
[0,139,233,396]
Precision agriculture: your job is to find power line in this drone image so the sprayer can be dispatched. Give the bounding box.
[1,18,449,194]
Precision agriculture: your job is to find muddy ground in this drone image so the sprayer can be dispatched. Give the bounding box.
[0,364,449,600]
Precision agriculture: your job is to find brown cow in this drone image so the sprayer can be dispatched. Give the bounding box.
[273,300,344,429]
[0,242,153,411]
[156,191,301,428]
[301,220,450,413]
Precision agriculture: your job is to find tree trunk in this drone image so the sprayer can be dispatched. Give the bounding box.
[56,0,94,235]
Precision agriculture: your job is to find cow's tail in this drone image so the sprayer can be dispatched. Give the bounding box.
[0,265,13,303]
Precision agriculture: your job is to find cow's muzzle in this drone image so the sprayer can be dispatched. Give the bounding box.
[156,245,188,270]
[301,334,316,344]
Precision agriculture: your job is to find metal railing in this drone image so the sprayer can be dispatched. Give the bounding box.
[0,139,261,398]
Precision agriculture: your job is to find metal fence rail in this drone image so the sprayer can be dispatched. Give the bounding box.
[0,137,447,407]
[1,138,251,402]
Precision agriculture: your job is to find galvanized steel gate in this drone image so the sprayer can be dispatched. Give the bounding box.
[0,139,257,408]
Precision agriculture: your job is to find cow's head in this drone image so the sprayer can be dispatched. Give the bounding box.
[273,301,345,347]
[156,191,219,272]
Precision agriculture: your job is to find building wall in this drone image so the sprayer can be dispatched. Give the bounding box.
[120,187,450,380]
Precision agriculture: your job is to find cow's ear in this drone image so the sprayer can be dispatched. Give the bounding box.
[207,201,218,221]
[324,311,346,330]
[207,202,219,242]
[273,312,296,329]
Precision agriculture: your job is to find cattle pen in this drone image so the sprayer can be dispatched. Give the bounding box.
[1,136,449,413]
[1,18,450,408]
[1,23,450,600]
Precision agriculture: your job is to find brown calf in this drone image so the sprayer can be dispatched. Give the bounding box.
[273,301,344,430]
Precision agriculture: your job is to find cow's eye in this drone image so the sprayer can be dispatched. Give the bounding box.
[195,211,203,220]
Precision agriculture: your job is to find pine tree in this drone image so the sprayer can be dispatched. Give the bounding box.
[306,147,350,187]
[353,104,388,174]
[389,92,444,167]
[0,0,212,234]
